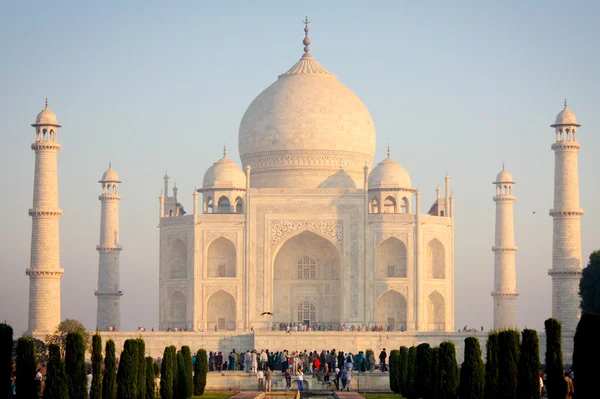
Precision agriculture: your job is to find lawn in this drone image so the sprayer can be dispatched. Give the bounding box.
[191,393,236,399]
[362,394,404,399]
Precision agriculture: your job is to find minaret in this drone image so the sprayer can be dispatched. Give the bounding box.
[95,164,123,331]
[27,99,64,334]
[549,101,584,332]
[492,166,518,329]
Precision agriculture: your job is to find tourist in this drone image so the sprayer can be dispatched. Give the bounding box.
[36,368,43,398]
[334,368,341,390]
[87,369,93,394]
[260,349,267,371]
[256,369,264,391]
[379,348,387,371]
[346,367,353,391]
[285,368,292,391]
[337,350,344,371]
[564,371,574,398]
[216,351,223,371]
[340,367,348,390]
[265,367,273,392]
[209,351,215,372]
[345,352,354,370]
[229,349,237,370]
[368,352,375,372]
[251,350,258,373]
[297,369,304,391]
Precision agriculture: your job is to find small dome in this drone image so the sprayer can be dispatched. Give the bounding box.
[369,155,411,189]
[32,103,61,127]
[100,166,120,183]
[495,169,514,183]
[203,154,246,190]
[551,106,580,127]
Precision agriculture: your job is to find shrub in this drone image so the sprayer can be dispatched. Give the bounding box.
[160,346,175,399]
[573,313,600,399]
[175,353,188,399]
[136,339,146,399]
[180,346,193,398]
[16,336,37,399]
[117,339,139,399]
[389,349,401,393]
[459,337,485,399]
[406,346,416,399]
[517,329,541,399]
[498,330,520,399]
[65,332,88,399]
[90,333,103,399]
[398,346,408,395]
[484,332,499,399]
[579,249,600,314]
[0,323,13,399]
[544,318,566,399]
[438,341,459,399]
[429,347,440,399]
[415,343,432,399]
[145,357,156,399]
[193,349,208,396]
[103,340,117,399]
[44,343,68,399]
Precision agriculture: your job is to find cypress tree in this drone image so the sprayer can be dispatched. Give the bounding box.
[438,341,459,399]
[573,313,600,399]
[0,323,13,398]
[398,346,408,396]
[175,353,187,399]
[160,346,175,399]
[517,329,541,399]
[406,346,416,399]
[117,339,138,399]
[429,347,440,399]
[389,349,400,393]
[498,330,520,399]
[65,332,88,399]
[180,346,193,398]
[193,349,208,396]
[579,249,600,314]
[16,336,38,399]
[90,333,103,399]
[44,343,69,399]
[145,357,156,399]
[171,347,179,398]
[136,339,146,399]
[459,337,485,399]
[102,340,117,399]
[544,318,566,399]
[484,332,499,399]
[415,343,432,399]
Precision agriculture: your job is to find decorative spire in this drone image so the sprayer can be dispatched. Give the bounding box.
[223,143,227,157]
[502,161,505,170]
[564,98,567,109]
[303,16,311,54]
[387,144,391,158]
[109,161,112,168]
[45,97,48,109]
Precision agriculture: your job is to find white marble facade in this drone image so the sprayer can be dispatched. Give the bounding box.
[158,29,455,333]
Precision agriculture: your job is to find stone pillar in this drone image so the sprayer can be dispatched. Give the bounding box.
[549,104,584,332]
[492,168,518,329]
[95,167,123,331]
[27,101,64,334]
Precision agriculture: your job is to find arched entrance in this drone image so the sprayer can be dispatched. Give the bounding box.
[273,230,341,326]
[168,291,186,329]
[427,290,445,331]
[207,290,236,331]
[376,290,407,331]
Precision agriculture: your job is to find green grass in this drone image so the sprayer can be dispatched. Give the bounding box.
[190,393,236,399]
[362,394,405,399]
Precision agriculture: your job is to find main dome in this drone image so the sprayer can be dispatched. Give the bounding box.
[238,47,376,188]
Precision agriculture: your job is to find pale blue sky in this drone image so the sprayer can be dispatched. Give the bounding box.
[1,1,598,334]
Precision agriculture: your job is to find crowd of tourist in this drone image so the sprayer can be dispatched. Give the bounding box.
[273,322,405,332]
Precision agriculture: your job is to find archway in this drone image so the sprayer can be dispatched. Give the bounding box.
[273,230,341,325]
[376,290,407,331]
[207,290,236,331]
[168,291,186,328]
[384,196,396,213]
[426,239,445,279]
[370,198,379,214]
[234,197,244,213]
[207,237,236,277]
[427,291,445,331]
[168,239,187,279]
[217,196,230,213]
[377,237,407,278]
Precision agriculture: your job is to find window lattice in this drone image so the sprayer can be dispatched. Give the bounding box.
[297,301,316,322]
[297,256,316,280]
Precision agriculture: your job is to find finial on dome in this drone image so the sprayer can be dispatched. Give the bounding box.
[502,161,505,170]
[303,16,311,54]
[564,98,567,109]
[109,161,112,168]
[223,143,227,157]
[387,144,391,158]
[45,97,48,109]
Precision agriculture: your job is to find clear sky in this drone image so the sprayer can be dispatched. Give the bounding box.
[1,1,598,335]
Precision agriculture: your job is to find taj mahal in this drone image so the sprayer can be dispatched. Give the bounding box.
[23,21,584,364]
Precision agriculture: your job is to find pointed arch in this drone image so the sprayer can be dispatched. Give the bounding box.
[370,197,380,214]
[297,300,316,323]
[168,239,187,279]
[384,196,396,213]
[217,196,230,213]
[377,237,407,278]
[205,197,213,213]
[168,290,186,326]
[427,238,445,279]
[207,237,236,277]
[427,290,445,331]
[376,290,407,331]
[234,196,244,213]
[401,197,409,213]
[207,290,236,331]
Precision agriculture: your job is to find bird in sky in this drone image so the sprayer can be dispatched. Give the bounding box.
[261,312,274,316]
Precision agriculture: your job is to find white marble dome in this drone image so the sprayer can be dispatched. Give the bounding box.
[100,166,120,182]
[495,169,514,183]
[32,105,61,127]
[369,155,411,189]
[238,52,376,188]
[203,154,246,189]
[552,106,580,127]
